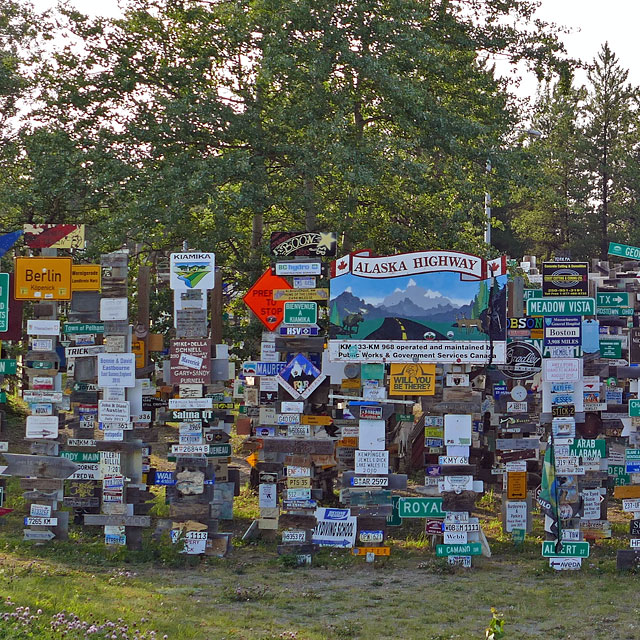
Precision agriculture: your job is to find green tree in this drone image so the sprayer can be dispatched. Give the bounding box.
[582,42,639,258]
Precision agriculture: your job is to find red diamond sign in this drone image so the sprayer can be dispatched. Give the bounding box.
[243,269,292,331]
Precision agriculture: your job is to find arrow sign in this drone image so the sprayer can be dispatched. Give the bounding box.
[23,529,55,541]
[1,454,79,479]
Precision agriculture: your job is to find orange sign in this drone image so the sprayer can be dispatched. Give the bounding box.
[14,257,72,300]
[352,547,390,556]
[300,415,333,426]
[71,264,101,291]
[243,269,291,331]
[131,339,145,368]
[507,471,527,499]
[337,437,358,448]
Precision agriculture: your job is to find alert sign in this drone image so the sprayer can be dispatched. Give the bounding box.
[243,268,292,331]
[14,257,72,300]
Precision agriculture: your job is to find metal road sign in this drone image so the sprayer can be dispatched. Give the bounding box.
[526,297,595,316]
[243,268,291,331]
[597,291,629,307]
[283,301,317,325]
[608,241,640,259]
[436,542,482,557]
[0,273,8,332]
[14,256,73,300]
[398,497,445,518]
[541,541,590,558]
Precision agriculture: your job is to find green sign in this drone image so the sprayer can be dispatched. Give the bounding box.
[283,302,317,325]
[526,297,595,317]
[209,443,232,457]
[608,241,640,260]
[629,399,640,417]
[512,528,525,546]
[541,540,590,558]
[569,439,606,459]
[0,391,6,403]
[386,496,402,526]
[0,359,17,375]
[361,363,385,380]
[0,273,8,333]
[597,291,629,307]
[523,289,542,300]
[599,340,622,359]
[398,497,445,518]
[626,449,640,461]
[60,451,101,463]
[396,413,413,422]
[63,322,105,334]
[596,306,634,317]
[609,464,631,486]
[26,361,55,370]
[436,542,482,557]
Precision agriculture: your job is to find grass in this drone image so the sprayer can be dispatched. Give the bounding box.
[3,407,640,638]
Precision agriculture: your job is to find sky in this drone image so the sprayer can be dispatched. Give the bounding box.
[29,0,640,99]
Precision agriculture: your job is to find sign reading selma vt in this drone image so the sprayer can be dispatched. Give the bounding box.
[526,297,595,317]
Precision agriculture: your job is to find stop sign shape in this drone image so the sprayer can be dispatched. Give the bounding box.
[243,269,292,331]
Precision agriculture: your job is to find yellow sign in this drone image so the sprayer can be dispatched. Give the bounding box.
[337,437,358,448]
[389,363,436,396]
[14,257,72,300]
[352,547,391,556]
[273,288,329,301]
[424,427,443,438]
[341,378,361,389]
[300,415,333,426]
[286,476,311,489]
[131,339,145,368]
[71,264,101,291]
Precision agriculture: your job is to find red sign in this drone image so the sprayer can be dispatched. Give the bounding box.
[425,518,444,535]
[23,224,84,249]
[243,269,291,331]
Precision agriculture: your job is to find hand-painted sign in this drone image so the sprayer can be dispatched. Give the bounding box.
[277,353,325,399]
[388,363,435,395]
[23,224,85,249]
[14,257,72,300]
[270,231,337,257]
[329,252,506,357]
[170,339,211,384]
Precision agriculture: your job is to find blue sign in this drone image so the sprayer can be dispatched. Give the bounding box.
[544,316,581,347]
[426,465,441,477]
[154,471,176,486]
[425,438,443,447]
[255,362,287,376]
[279,326,320,336]
[626,463,640,474]
[493,384,509,400]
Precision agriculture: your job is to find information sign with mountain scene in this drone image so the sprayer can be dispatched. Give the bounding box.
[329,251,506,343]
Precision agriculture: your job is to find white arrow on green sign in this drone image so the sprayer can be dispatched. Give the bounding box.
[630,399,640,417]
[398,497,445,518]
[596,292,629,307]
[526,297,595,317]
[608,241,640,260]
[541,540,590,558]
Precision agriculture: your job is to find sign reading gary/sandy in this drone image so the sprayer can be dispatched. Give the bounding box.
[328,250,507,363]
[14,257,72,300]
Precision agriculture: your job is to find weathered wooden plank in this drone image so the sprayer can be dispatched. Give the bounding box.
[2,454,78,479]
[84,514,151,527]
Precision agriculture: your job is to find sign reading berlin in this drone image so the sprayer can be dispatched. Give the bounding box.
[389,363,436,395]
[14,257,72,300]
